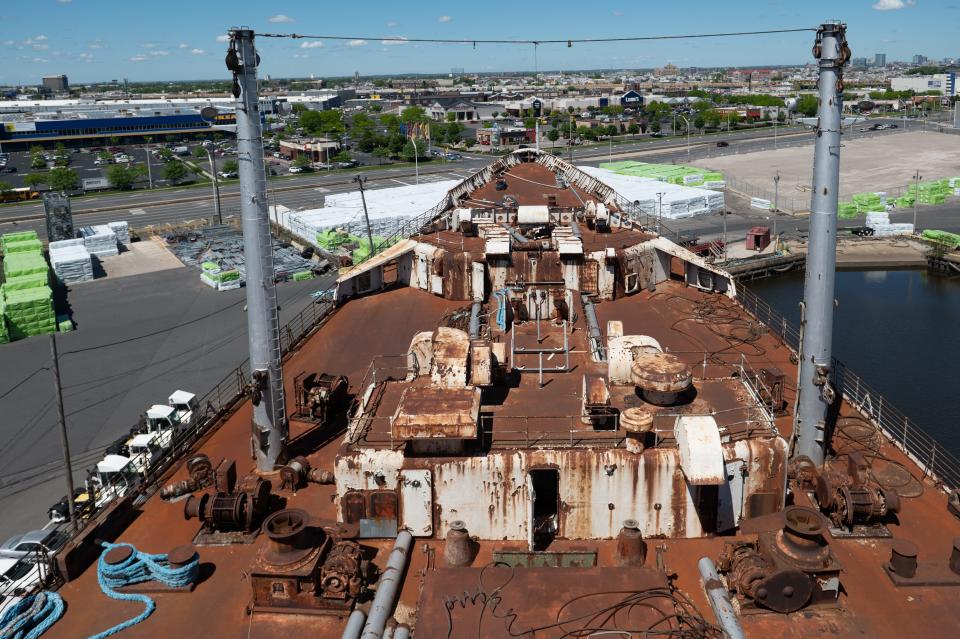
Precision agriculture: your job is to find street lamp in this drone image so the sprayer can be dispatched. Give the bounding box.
[144,145,153,189]
[676,114,692,162]
[203,141,223,225]
[912,169,922,231]
[656,191,665,235]
[773,172,780,249]
[411,138,419,184]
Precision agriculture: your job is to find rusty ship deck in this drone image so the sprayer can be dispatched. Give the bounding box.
[32,150,960,639]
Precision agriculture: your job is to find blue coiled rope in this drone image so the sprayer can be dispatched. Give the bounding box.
[0,591,64,639]
[90,542,199,639]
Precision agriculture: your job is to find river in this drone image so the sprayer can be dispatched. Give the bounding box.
[748,269,960,458]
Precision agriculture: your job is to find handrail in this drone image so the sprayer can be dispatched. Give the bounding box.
[736,284,960,492]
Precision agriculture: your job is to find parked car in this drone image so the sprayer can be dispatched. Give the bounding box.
[651,132,664,137]
[217,171,238,179]
[336,160,358,169]
[716,141,729,148]
[0,557,46,604]
[0,530,68,562]
[289,166,304,174]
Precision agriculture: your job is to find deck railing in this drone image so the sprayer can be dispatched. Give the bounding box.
[737,284,960,492]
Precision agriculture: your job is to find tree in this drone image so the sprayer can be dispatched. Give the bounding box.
[299,109,345,137]
[109,136,121,146]
[31,154,47,170]
[627,123,640,135]
[156,148,173,162]
[107,164,138,190]
[446,112,457,123]
[401,140,427,161]
[162,161,188,184]
[546,128,560,147]
[372,146,390,165]
[192,146,207,158]
[492,111,499,118]
[291,103,308,114]
[694,114,706,132]
[221,159,239,174]
[29,145,45,156]
[332,150,352,164]
[464,138,476,148]
[797,95,819,117]
[567,106,575,114]
[400,106,429,125]
[24,174,47,190]
[54,142,67,155]
[48,167,79,192]
[292,155,311,169]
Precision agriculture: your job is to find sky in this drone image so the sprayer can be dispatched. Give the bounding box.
[0,1,958,85]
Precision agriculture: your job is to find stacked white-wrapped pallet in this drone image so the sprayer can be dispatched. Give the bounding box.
[578,166,725,219]
[865,211,914,237]
[107,221,130,245]
[78,225,119,257]
[49,238,94,283]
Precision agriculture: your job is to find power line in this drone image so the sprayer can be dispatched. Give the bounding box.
[256,27,816,46]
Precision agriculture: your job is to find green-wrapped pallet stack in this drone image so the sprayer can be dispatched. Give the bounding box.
[921,229,960,249]
[598,161,724,187]
[0,296,8,344]
[1,230,57,342]
[838,202,859,219]
[292,270,315,281]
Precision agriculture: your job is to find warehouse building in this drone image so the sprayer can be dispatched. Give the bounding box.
[890,73,957,96]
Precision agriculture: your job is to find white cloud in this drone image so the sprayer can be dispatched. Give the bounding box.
[438,15,451,22]
[190,48,206,55]
[57,0,73,3]
[216,34,230,43]
[32,58,49,63]
[386,21,398,27]
[269,14,294,23]
[2,40,14,46]
[149,50,170,56]
[347,39,368,47]
[32,44,49,50]
[300,41,324,49]
[130,55,146,62]
[34,35,48,41]
[79,52,93,60]
[872,0,915,9]
[382,36,409,46]
[89,40,105,49]
[292,53,310,59]
[179,43,189,49]
[142,42,155,49]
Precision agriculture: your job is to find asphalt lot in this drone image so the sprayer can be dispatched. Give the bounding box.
[0,267,335,539]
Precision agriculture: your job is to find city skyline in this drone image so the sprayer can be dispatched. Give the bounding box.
[0,0,957,84]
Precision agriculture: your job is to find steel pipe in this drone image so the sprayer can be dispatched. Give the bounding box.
[699,557,745,639]
[361,530,414,639]
[394,625,411,639]
[340,609,367,639]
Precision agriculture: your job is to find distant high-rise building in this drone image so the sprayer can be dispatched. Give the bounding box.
[874,53,886,67]
[852,57,869,68]
[42,75,68,92]
[912,54,927,65]
[353,71,360,83]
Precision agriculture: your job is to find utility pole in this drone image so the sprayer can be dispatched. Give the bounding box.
[773,172,780,248]
[50,333,77,532]
[794,22,849,465]
[722,209,728,261]
[204,144,223,225]
[568,117,574,164]
[226,28,287,472]
[354,175,376,259]
[912,169,922,231]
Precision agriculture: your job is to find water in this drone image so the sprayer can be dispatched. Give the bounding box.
[748,269,960,458]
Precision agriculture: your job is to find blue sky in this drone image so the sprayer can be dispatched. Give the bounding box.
[1,1,957,84]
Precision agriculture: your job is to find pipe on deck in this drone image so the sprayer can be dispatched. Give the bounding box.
[698,557,745,639]
[468,301,482,338]
[394,625,411,639]
[361,530,414,639]
[340,610,367,639]
[581,297,606,361]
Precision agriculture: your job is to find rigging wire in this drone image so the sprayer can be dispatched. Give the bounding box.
[255,27,817,46]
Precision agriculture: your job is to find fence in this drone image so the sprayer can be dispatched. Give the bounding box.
[736,284,960,492]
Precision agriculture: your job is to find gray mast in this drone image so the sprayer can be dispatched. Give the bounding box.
[793,22,849,465]
[227,28,287,471]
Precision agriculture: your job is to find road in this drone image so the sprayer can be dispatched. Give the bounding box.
[0,121,925,240]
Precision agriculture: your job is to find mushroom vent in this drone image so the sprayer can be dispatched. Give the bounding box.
[631,353,693,406]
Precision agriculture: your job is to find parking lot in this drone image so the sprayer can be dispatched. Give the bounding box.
[0,140,244,193]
